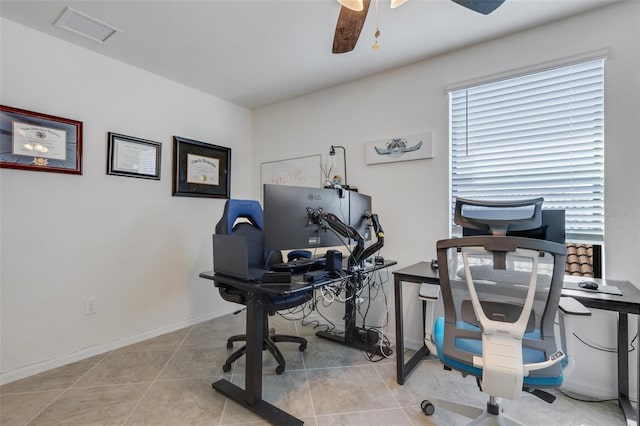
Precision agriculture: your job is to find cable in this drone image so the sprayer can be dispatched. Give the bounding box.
[556,319,639,354]
[302,290,336,332]
[350,267,393,361]
[629,332,637,352]
[572,332,618,353]
[298,293,335,333]
[591,330,637,353]
[557,388,622,403]
[291,247,393,360]
[320,285,335,303]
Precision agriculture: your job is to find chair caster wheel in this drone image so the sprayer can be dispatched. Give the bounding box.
[223,363,232,373]
[275,365,285,375]
[421,400,435,416]
[299,343,307,352]
[226,341,233,349]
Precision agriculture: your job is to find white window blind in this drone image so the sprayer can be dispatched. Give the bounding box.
[450,58,605,242]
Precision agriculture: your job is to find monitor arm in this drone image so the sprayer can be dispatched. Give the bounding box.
[359,212,384,263]
[319,212,365,266]
[317,211,384,267]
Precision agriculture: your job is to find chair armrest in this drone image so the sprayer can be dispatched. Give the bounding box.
[218,286,245,305]
[559,296,591,316]
[287,250,312,261]
[523,350,566,375]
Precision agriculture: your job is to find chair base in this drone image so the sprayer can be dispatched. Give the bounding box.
[422,398,523,426]
[224,328,307,375]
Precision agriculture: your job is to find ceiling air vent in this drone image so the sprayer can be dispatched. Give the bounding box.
[54,7,121,43]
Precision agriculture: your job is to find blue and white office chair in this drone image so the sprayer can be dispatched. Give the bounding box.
[421,235,572,425]
[215,199,312,374]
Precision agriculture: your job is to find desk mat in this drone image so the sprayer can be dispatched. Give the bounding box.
[563,281,622,296]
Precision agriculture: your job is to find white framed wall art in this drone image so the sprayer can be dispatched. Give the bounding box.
[365,131,433,165]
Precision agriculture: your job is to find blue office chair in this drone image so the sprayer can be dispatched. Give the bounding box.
[215,199,312,374]
[421,235,570,424]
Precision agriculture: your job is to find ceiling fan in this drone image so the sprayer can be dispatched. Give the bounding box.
[332,0,506,54]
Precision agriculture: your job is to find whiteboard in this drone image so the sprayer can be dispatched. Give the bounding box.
[260,154,322,190]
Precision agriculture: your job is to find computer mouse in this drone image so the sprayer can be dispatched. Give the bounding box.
[579,281,599,290]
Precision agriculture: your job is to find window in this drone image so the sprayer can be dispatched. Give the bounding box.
[449,58,605,242]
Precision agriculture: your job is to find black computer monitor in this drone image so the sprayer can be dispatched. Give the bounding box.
[263,184,350,251]
[463,209,566,244]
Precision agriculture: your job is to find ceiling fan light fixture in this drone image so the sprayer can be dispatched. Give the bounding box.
[337,0,364,11]
[390,0,408,8]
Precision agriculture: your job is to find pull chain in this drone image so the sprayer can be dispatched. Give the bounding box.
[372,0,380,50]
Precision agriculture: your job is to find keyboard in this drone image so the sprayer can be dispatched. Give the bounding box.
[271,257,327,273]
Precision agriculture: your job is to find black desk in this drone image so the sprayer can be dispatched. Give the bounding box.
[393,262,640,426]
[393,262,439,385]
[200,271,320,426]
[200,260,396,425]
[562,275,640,426]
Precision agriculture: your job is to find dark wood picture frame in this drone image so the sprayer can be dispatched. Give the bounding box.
[0,105,83,174]
[172,136,231,198]
[107,132,161,180]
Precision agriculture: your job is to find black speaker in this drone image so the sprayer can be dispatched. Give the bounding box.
[325,249,343,272]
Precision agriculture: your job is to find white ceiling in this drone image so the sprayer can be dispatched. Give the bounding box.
[0,0,621,109]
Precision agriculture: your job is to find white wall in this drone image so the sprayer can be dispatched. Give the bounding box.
[0,19,253,381]
[253,1,640,398]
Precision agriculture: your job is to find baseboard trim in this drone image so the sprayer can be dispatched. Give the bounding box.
[0,307,235,385]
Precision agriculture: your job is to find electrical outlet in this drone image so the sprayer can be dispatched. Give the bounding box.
[85,297,98,315]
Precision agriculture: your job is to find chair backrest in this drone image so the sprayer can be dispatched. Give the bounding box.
[436,235,567,398]
[216,199,264,234]
[454,197,544,236]
[215,199,266,269]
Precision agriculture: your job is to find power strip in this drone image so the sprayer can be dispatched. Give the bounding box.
[303,270,330,283]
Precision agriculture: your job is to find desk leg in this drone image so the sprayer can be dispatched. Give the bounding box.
[394,275,406,384]
[617,313,637,426]
[394,276,430,385]
[211,293,303,426]
[245,292,264,405]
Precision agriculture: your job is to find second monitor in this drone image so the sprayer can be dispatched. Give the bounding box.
[263,184,372,252]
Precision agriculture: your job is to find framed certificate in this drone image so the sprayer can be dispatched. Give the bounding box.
[107,132,161,180]
[172,136,231,198]
[0,105,83,174]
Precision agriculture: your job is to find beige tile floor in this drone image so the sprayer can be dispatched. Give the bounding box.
[0,312,628,425]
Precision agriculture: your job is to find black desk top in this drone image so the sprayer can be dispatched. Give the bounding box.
[562,275,640,314]
[392,261,640,315]
[199,270,340,295]
[200,260,397,296]
[393,261,440,283]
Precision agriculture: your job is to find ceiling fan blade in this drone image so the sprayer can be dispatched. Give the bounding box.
[332,0,371,54]
[451,0,505,15]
